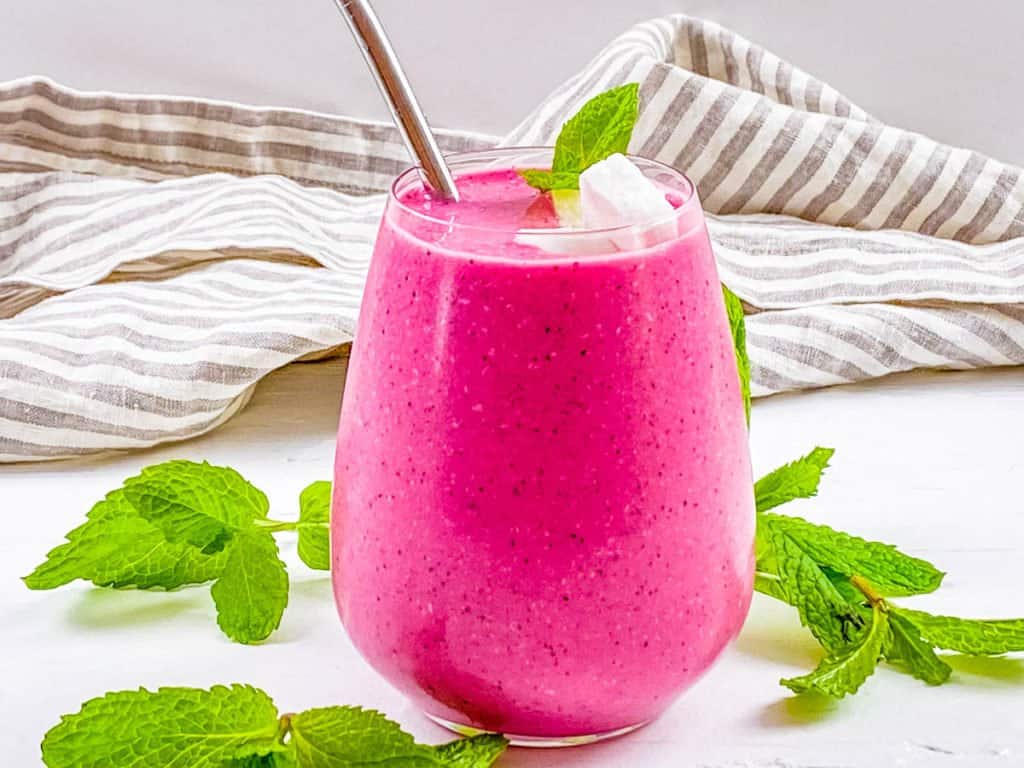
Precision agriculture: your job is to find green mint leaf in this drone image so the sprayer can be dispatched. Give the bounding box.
[758,513,943,597]
[211,529,289,644]
[123,460,269,554]
[755,447,835,513]
[517,169,580,191]
[756,521,864,653]
[433,734,509,767]
[722,285,751,424]
[233,752,297,768]
[24,490,227,591]
[892,608,1024,655]
[782,603,889,698]
[297,481,332,571]
[885,611,952,685]
[822,567,868,605]
[290,706,437,767]
[41,685,281,768]
[753,572,789,603]
[552,82,639,174]
[520,83,640,191]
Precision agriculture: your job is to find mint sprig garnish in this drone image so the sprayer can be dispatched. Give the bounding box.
[24,464,330,644]
[41,685,507,768]
[719,285,1023,697]
[518,169,581,192]
[754,450,1024,697]
[721,285,751,424]
[520,82,640,191]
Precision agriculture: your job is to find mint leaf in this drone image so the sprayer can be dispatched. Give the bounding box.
[752,451,1020,698]
[433,734,509,767]
[233,754,297,768]
[520,83,640,191]
[41,685,281,768]
[24,490,227,591]
[893,608,1024,655]
[297,481,331,571]
[822,567,869,606]
[26,461,306,643]
[212,529,289,644]
[782,603,889,698]
[44,688,508,768]
[756,522,864,652]
[722,285,750,424]
[552,83,639,174]
[290,706,437,767]
[123,460,269,554]
[291,706,508,767]
[885,611,952,685]
[755,447,835,513]
[753,572,789,603]
[518,169,580,191]
[759,513,943,597]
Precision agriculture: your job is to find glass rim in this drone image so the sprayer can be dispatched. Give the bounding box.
[387,147,700,237]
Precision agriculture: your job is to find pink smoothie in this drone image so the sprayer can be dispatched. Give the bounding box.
[333,155,754,739]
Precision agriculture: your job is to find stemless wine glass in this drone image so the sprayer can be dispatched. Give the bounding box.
[332,148,754,746]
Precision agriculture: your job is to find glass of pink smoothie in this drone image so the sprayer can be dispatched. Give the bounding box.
[332,148,754,746]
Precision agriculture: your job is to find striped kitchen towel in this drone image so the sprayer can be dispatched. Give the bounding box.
[1,15,1022,461]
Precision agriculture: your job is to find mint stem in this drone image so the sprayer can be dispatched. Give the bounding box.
[851,575,886,608]
[277,713,293,744]
[253,519,299,533]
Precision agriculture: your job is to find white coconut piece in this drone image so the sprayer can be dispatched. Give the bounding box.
[579,153,677,250]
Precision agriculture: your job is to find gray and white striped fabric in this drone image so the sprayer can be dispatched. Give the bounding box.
[2,14,1023,462]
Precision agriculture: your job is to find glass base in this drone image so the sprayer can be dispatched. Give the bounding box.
[426,713,649,748]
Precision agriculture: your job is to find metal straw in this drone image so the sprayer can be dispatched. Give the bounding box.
[333,0,460,200]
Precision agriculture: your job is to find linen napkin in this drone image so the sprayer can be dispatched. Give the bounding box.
[1,14,1021,462]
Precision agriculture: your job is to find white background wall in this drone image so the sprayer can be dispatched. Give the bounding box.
[3,1,1022,164]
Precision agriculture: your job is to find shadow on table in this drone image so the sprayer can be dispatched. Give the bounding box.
[731,613,822,668]
[289,575,333,597]
[757,692,838,728]
[946,654,1024,685]
[67,587,209,629]
[266,576,335,644]
[729,602,842,727]
[64,580,333,647]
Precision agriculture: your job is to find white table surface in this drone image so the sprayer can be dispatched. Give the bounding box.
[4,359,1023,767]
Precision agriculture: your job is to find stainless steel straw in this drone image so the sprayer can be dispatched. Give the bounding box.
[332,0,460,200]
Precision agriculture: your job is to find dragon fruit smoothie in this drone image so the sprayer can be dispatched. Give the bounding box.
[332,149,755,742]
